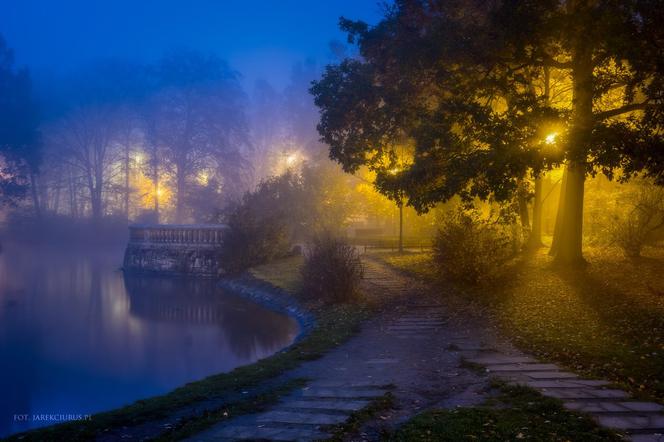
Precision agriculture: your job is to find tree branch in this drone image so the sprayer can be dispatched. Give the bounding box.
[594,101,653,120]
[541,56,572,70]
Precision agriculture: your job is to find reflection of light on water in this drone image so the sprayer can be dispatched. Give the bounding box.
[0,246,300,438]
[127,315,144,336]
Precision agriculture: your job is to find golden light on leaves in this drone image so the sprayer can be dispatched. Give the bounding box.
[197,171,209,186]
[135,173,172,209]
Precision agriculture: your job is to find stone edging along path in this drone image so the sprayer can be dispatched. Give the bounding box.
[191,259,664,442]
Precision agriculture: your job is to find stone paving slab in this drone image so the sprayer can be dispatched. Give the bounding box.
[466,355,536,365]
[520,371,579,380]
[306,380,388,388]
[282,399,370,412]
[450,343,494,351]
[212,425,330,442]
[594,414,664,431]
[301,387,386,399]
[542,388,629,400]
[365,358,399,364]
[256,410,348,425]
[630,433,664,442]
[486,363,560,372]
[527,379,610,389]
[565,401,664,413]
[392,324,445,329]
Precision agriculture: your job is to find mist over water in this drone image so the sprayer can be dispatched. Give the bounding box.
[0,244,299,437]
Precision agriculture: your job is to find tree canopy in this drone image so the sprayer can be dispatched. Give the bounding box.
[0,35,41,207]
[312,0,664,263]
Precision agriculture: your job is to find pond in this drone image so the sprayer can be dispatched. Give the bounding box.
[0,244,300,437]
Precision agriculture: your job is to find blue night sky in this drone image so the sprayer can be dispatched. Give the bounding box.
[0,0,384,89]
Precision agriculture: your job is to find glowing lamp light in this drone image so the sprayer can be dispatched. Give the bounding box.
[285,152,299,167]
[545,132,558,145]
[197,172,209,185]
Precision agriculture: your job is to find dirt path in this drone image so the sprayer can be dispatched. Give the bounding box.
[185,258,515,441]
[185,257,664,441]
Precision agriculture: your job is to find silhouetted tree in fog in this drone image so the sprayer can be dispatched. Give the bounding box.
[0,35,41,212]
[150,52,250,222]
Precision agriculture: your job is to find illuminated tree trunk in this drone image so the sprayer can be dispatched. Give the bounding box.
[517,186,530,230]
[528,65,549,249]
[527,177,544,249]
[552,162,585,264]
[550,23,593,265]
[398,200,403,254]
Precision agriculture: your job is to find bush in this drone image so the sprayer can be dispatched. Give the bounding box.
[301,234,364,304]
[219,203,290,274]
[433,211,514,285]
[610,185,664,257]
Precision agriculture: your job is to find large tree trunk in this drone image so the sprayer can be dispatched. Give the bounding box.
[527,177,544,249]
[551,162,585,264]
[550,20,593,265]
[549,168,568,256]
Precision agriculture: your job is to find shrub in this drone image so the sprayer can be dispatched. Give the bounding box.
[610,185,664,257]
[219,202,290,274]
[433,211,514,285]
[301,234,364,303]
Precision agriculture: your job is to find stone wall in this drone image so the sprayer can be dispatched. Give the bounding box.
[123,224,228,276]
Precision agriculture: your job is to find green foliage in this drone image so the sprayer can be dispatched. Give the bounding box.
[312,0,664,266]
[432,211,514,285]
[391,382,621,441]
[301,234,364,303]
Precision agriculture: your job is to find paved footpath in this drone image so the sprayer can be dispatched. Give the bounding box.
[186,258,664,442]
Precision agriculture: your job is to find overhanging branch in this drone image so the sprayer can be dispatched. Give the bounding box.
[594,101,653,120]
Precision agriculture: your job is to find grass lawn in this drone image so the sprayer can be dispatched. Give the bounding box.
[378,244,664,404]
[390,381,621,441]
[9,255,369,442]
[249,255,304,294]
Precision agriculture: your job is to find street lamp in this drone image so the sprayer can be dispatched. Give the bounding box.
[545,132,558,145]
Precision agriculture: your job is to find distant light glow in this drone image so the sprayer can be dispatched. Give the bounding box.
[545,132,558,145]
[389,167,401,175]
[285,152,299,167]
[197,172,209,185]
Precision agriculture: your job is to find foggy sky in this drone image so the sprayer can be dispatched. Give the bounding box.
[0,0,383,89]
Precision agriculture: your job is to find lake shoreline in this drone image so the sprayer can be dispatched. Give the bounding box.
[218,273,315,345]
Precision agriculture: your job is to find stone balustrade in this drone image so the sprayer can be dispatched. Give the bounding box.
[128,224,228,246]
[124,224,229,276]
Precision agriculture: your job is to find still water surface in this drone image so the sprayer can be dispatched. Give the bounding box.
[0,244,299,437]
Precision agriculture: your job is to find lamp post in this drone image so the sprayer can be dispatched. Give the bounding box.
[390,167,404,254]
